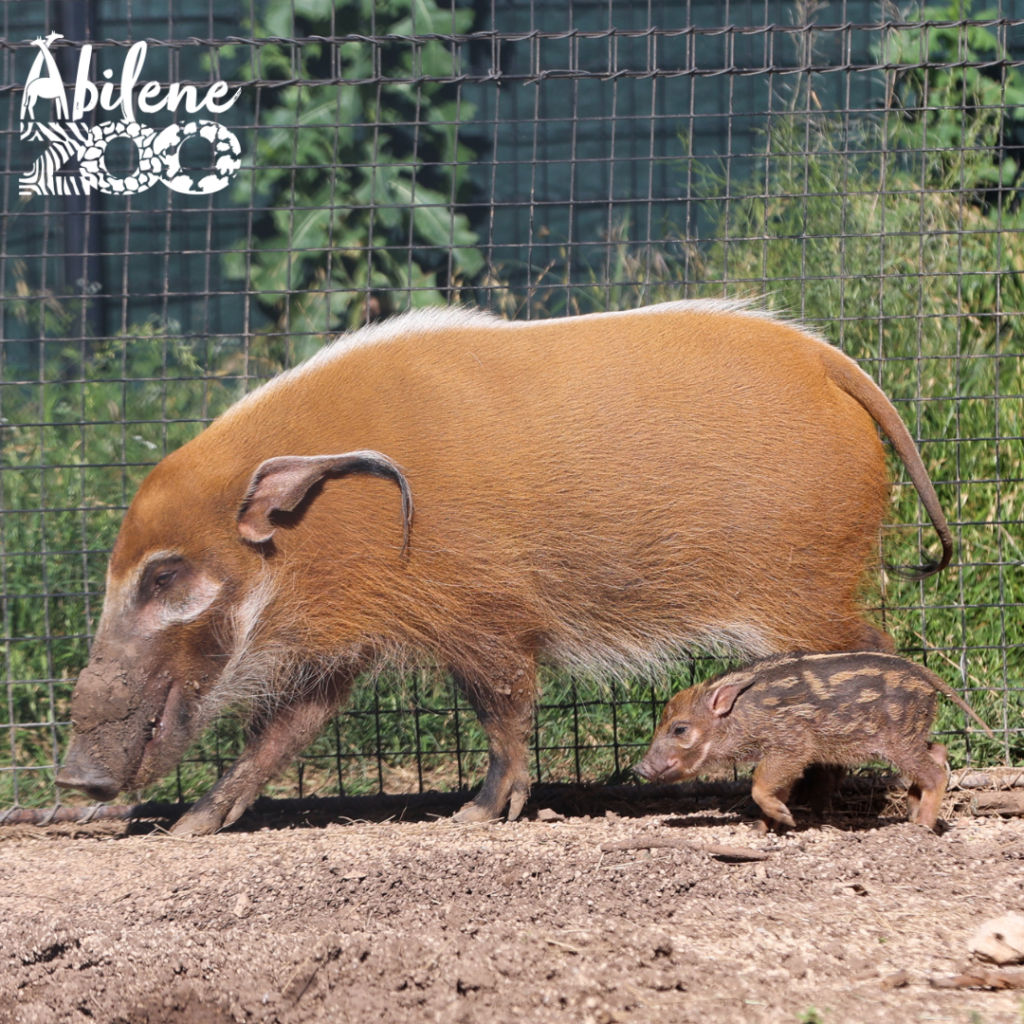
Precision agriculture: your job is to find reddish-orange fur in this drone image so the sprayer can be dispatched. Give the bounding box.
[55,303,951,834]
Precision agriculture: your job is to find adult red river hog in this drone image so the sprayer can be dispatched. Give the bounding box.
[55,301,952,835]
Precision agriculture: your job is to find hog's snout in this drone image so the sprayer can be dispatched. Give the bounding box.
[55,742,120,802]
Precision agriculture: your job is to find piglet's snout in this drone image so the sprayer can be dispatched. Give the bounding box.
[634,746,683,782]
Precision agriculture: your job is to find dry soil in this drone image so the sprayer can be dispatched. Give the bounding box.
[2,786,1024,1024]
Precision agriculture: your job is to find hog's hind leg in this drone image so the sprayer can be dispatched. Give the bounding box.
[452,658,536,823]
[171,673,353,836]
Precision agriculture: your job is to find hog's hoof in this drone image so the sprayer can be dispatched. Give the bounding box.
[170,808,226,837]
[753,816,794,836]
[506,788,528,822]
[452,776,529,823]
[170,794,252,836]
[452,801,502,824]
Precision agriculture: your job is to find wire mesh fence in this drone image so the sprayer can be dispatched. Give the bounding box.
[1,0,1021,813]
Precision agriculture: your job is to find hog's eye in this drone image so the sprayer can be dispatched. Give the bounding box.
[671,723,689,738]
[153,568,178,589]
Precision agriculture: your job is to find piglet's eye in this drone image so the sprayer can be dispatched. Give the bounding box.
[671,723,689,738]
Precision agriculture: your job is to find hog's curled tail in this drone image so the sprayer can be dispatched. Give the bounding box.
[820,346,954,580]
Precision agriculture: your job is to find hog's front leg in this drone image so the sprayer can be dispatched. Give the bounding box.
[171,675,352,836]
[451,659,537,823]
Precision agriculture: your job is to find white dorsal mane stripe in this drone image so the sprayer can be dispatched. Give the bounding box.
[224,300,806,419]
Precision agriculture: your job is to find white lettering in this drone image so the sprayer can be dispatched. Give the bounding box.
[19,33,243,198]
[137,80,166,113]
[165,83,201,114]
[154,121,241,195]
[119,41,147,122]
[79,121,163,195]
[21,33,69,124]
[72,44,98,119]
[202,80,241,114]
[99,72,120,112]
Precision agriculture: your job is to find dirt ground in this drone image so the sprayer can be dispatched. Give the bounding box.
[2,783,1024,1024]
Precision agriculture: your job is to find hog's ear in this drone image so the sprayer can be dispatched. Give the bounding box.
[707,681,749,717]
[237,450,414,551]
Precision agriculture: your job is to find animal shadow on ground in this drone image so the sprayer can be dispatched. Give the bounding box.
[120,775,905,836]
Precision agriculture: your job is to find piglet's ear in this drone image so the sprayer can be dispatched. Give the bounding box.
[707,681,750,717]
[237,450,414,552]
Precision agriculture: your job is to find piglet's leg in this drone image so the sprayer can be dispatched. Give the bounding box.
[899,742,948,832]
[750,757,805,833]
[171,675,353,836]
[794,764,847,818]
[905,783,922,823]
[452,660,536,823]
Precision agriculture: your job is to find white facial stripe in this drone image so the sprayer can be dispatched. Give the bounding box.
[158,574,222,626]
[100,550,180,626]
[691,739,713,772]
[230,577,276,652]
[117,549,185,600]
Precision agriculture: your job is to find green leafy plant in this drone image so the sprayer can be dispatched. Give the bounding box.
[225,0,483,347]
[878,0,1024,197]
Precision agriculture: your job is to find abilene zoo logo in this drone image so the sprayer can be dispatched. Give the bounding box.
[20,33,242,198]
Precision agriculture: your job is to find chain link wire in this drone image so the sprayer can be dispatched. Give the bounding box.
[1,0,1021,812]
